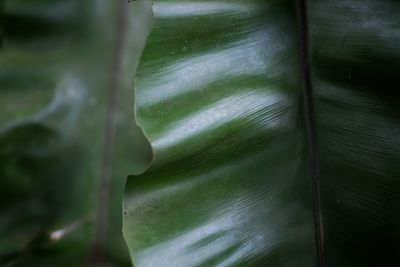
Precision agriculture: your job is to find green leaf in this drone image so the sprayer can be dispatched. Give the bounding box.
[309,0,400,265]
[124,0,315,266]
[123,0,400,266]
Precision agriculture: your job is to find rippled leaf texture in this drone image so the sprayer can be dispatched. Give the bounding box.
[310,0,400,266]
[0,0,150,266]
[124,1,316,266]
[124,0,400,266]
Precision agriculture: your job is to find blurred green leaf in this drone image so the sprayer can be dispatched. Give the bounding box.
[0,0,151,266]
[123,0,400,266]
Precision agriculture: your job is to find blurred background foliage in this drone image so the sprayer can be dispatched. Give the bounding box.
[0,0,151,266]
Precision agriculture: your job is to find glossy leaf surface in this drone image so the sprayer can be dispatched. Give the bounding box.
[309,0,400,265]
[124,0,316,266]
[124,0,400,266]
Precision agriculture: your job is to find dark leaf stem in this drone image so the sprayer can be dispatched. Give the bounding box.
[91,0,128,263]
[295,0,326,266]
